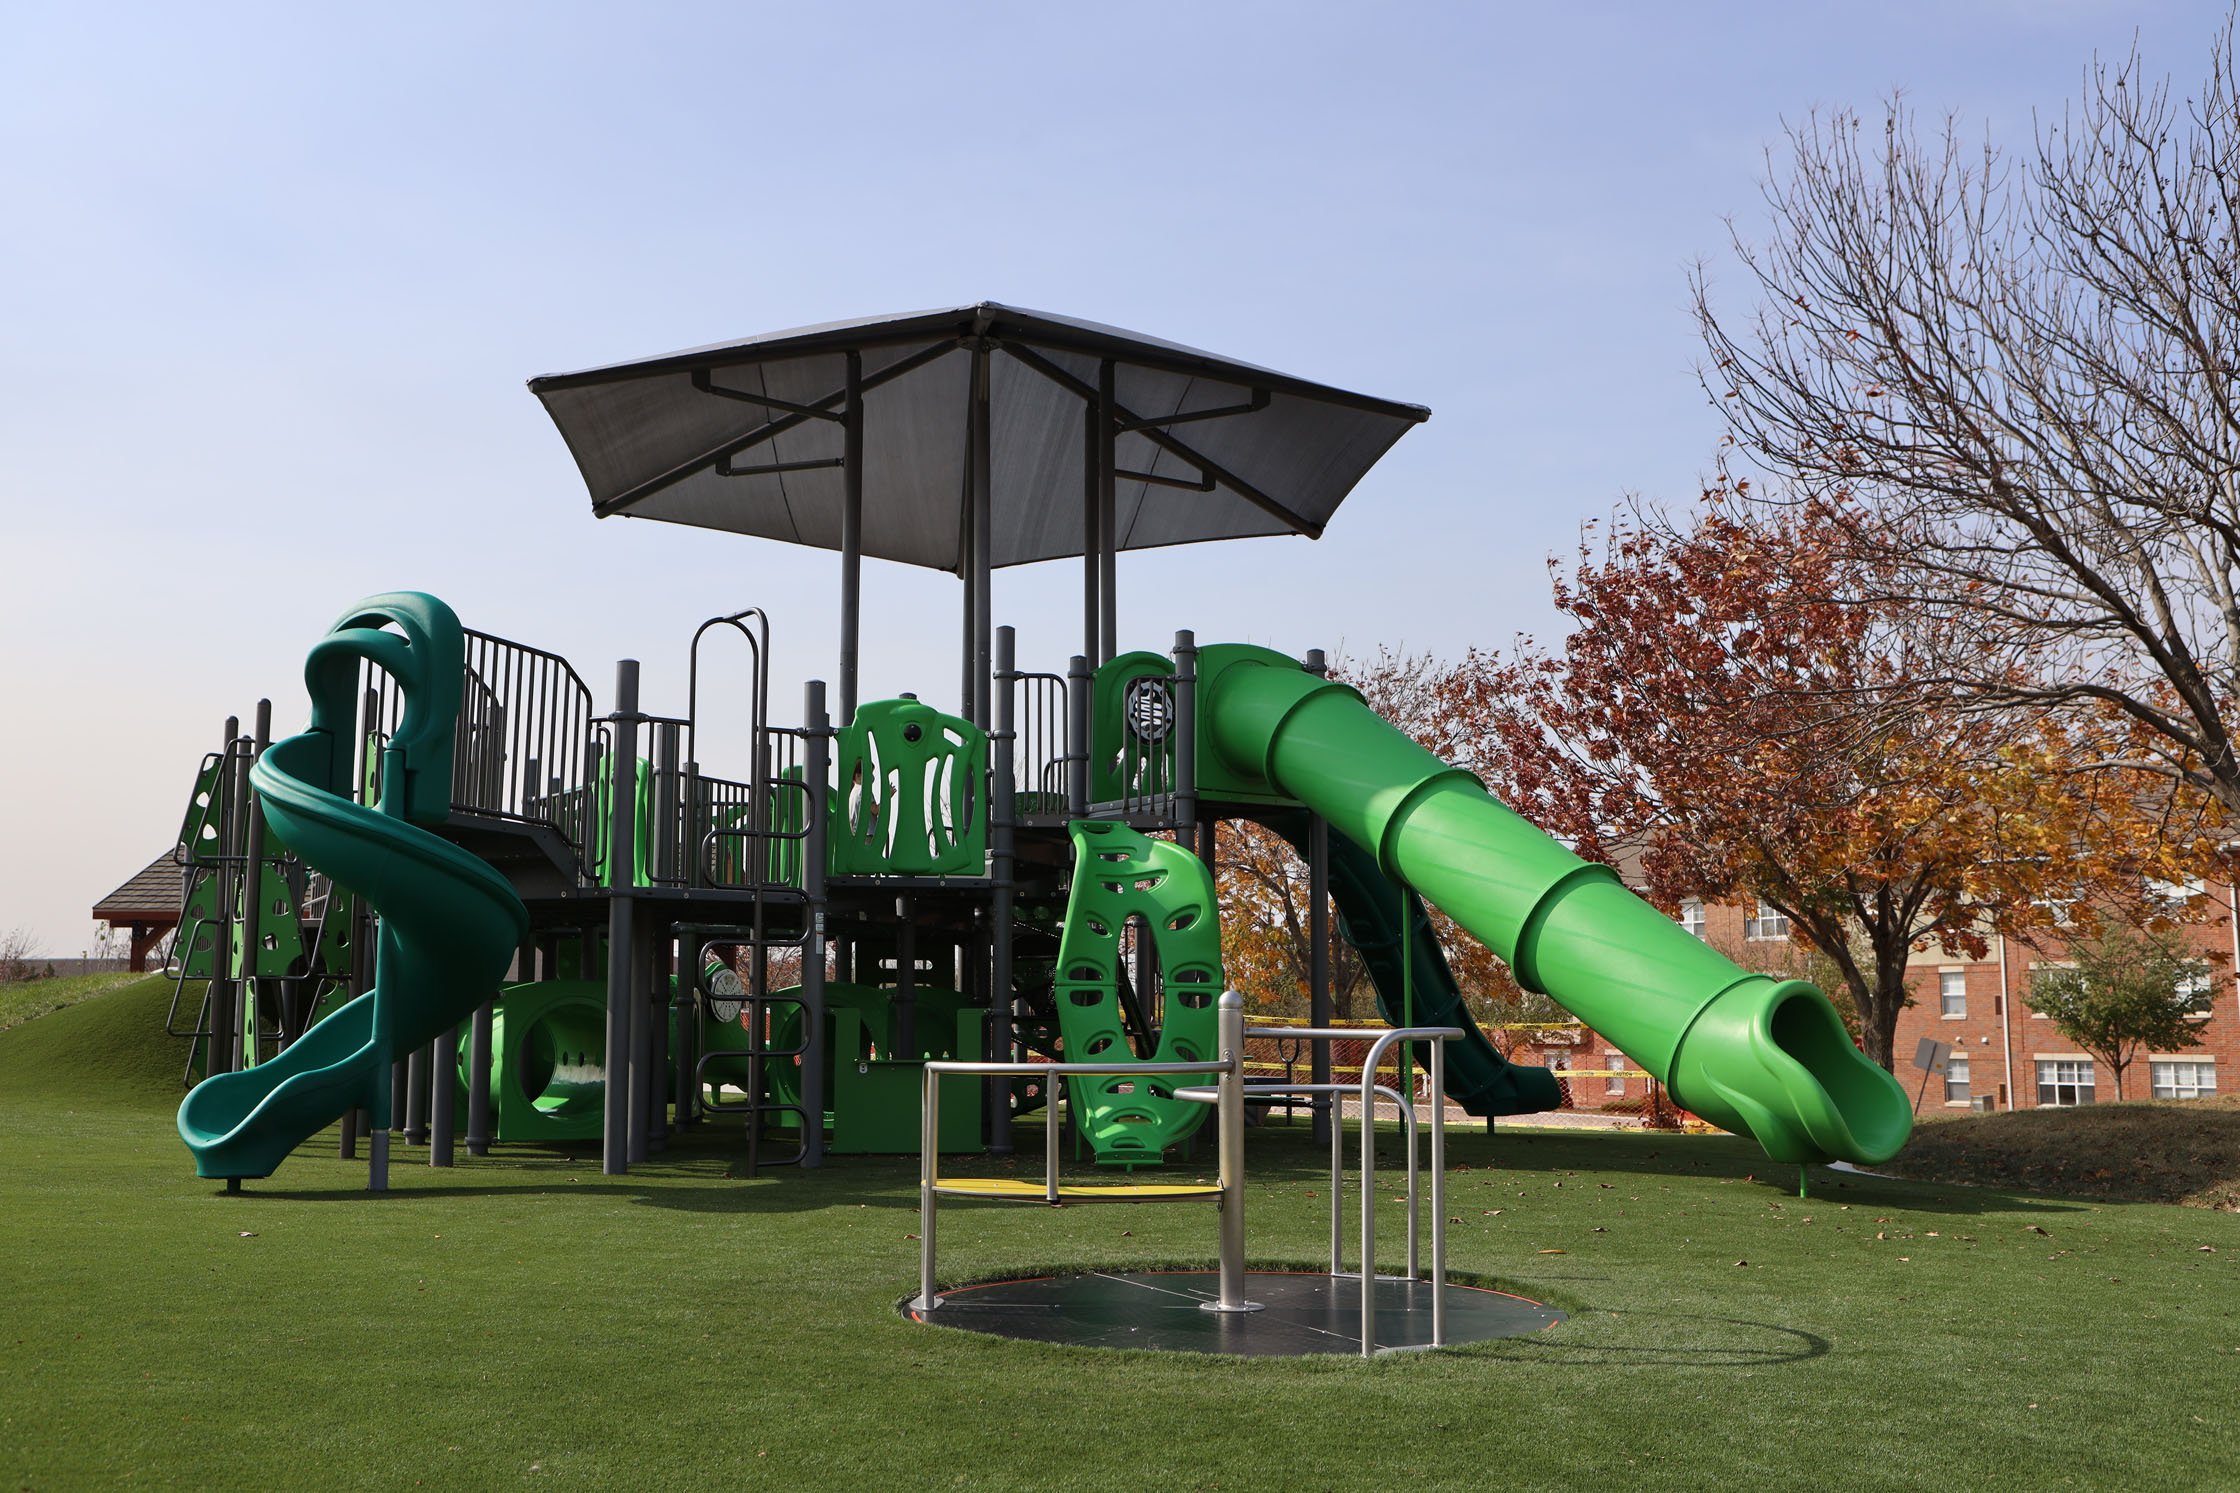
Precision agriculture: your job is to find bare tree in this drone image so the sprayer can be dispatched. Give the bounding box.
[0,927,40,983]
[1697,15,2240,826]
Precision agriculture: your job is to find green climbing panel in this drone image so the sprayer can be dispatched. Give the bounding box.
[831,697,987,875]
[1054,821,1223,1167]
[1089,652,1178,805]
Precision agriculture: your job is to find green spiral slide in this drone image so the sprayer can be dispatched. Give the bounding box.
[177,593,528,1182]
[1196,644,1912,1166]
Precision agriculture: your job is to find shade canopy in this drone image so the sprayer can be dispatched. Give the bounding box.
[528,302,1429,573]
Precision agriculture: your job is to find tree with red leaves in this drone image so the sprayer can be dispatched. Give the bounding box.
[1439,499,2199,1071]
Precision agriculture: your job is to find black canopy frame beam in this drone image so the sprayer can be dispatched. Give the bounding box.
[1115,465,1215,493]
[715,456,845,479]
[591,337,964,518]
[690,369,848,423]
[995,341,1322,538]
[1116,387,1270,432]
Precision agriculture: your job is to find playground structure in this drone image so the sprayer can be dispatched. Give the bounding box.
[170,302,1915,1203]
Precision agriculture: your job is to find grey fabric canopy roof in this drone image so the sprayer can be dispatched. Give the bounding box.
[528,302,1429,573]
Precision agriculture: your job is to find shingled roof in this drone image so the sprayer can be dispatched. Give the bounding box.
[91,854,185,921]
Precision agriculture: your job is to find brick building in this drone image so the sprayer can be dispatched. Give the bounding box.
[1658,881,2235,1115]
[1885,879,2236,1113]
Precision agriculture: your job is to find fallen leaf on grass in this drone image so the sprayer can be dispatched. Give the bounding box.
[1536,1248,1567,1255]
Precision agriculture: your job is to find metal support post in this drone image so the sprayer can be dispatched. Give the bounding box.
[800,680,832,1169]
[208,715,241,1078]
[466,999,494,1156]
[603,660,641,1176]
[1203,991,1261,1314]
[1096,359,1118,664]
[404,1042,429,1145]
[430,1023,459,1167]
[1173,631,1197,851]
[238,701,271,1071]
[650,934,671,1152]
[1430,1036,1448,1348]
[628,904,653,1164]
[1066,656,1091,815]
[839,348,864,725]
[990,626,1018,1154]
[969,340,994,728]
[916,1064,940,1311]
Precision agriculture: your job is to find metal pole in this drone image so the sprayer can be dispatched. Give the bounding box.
[801,680,832,1170]
[1329,1066,1345,1276]
[1096,359,1117,664]
[969,340,994,728]
[465,999,494,1156]
[1082,386,1100,668]
[404,1042,429,1146]
[1303,649,1334,1152]
[990,626,1018,1155]
[1360,1048,1377,1357]
[1431,1036,1448,1347]
[603,660,641,1176]
[839,348,864,726]
[916,1064,940,1310]
[209,715,240,1078]
[1173,631,1197,852]
[238,701,272,1072]
[430,1023,458,1167]
[1065,655,1092,815]
[1203,991,1261,1314]
[628,903,653,1165]
[650,935,670,1153]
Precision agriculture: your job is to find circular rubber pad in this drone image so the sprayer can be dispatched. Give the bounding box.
[903,1269,1563,1356]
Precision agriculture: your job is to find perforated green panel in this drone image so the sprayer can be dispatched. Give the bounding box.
[830,697,988,876]
[1053,821,1223,1167]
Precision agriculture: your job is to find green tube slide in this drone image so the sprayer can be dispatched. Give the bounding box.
[177,593,528,1181]
[1255,810,1561,1118]
[1197,644,1912,1165]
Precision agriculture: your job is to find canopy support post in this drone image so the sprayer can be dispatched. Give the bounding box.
[968,339,994,728]
[1096,359,1117,665]
[839,350,863,726]
[1082,383,1100,670]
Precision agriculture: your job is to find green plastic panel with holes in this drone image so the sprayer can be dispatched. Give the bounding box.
[830,697,988,876]
[1053,820,1223,1167]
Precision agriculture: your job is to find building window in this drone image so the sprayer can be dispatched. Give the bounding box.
[1603,1051,1626,1096]
[2036,1058,2095,1107]
[1744,899,1789,942]
[1680,899,1706,940]
[2150,1059,2217,1100]
[1939,969,1966,1018]
[1943,1054,1970,1104]
[2175,964,2214,1018]
[2148,877,2206,911]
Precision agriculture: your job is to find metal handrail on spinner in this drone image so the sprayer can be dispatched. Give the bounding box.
[912,995,1469,1357]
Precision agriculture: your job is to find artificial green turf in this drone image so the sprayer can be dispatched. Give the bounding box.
[3,978,2237,1490]
[0,970,147,1033]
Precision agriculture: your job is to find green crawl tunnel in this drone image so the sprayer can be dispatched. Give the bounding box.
[475,980,607,1141]
[1194,644,1913,1166]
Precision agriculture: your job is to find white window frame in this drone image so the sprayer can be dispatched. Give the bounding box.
[2149,1058,2216,1100]
[1679,899,1707,940]
[1938,968,1966,1019]
[2174,962,2214,1019]
[1943,1053,1971,1105]
[1744,899,1789,942]
[1602,1051,1626,1096]
[2035,1056,2096,1107]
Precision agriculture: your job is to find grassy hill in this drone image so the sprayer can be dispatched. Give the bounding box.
[2,980,2236,1489]
[1887,1098,2240,1212]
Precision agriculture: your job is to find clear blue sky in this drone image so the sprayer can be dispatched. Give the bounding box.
[0,1,2214,952]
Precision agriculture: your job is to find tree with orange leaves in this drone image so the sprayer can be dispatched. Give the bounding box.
[1440,498,2203,1072]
